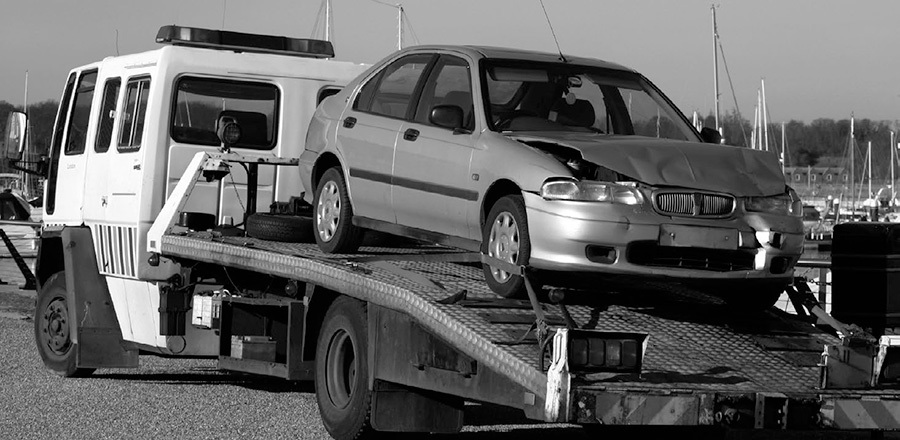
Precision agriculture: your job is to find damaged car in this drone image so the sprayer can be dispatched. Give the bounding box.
[299,45,804,310]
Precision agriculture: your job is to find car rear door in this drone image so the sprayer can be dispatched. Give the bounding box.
[393,54,477,239]
[336,53,435,223]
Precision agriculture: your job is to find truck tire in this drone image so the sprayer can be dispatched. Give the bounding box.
[315,297,374,440]
[482,195,531,298]
[245,213,313,243]
[313,167,362,253]
[34,272,95,377]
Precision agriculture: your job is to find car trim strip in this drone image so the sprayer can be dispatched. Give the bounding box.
[349,168,479,201]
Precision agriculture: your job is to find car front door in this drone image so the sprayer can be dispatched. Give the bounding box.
[337,53,435,223]
[392,54,478,241]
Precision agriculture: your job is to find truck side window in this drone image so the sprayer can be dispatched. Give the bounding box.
[95,78,121,153]
[171,77,279,150]
[118,77,151,152]
[64,69,98,155]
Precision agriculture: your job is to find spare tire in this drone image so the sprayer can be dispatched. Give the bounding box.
[246,213,313,243]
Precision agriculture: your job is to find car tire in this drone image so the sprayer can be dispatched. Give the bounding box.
[482,195,531,298]
[314,167,362,253]
[718,282,786,312]
[245,213,313,243]
[34,272,95,378]
[315,296,374,440]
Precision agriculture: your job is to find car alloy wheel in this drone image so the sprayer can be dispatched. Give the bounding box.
[316,180,341,243]
[488,212,520,283]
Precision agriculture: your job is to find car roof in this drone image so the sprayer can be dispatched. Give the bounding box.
[400,44,636,73]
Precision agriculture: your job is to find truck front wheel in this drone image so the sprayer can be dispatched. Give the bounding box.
[315,296,374,440]
[34,272,94,377]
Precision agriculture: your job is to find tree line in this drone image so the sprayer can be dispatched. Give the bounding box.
[2,99,895,178]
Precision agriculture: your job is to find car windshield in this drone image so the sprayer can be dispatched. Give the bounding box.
[482,61,699,142]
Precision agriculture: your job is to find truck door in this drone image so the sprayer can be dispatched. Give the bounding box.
[44,69,98,225]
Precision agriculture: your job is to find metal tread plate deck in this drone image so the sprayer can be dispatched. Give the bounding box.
[161,232,900,400]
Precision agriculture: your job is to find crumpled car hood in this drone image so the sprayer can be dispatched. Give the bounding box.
[509,132,787,197]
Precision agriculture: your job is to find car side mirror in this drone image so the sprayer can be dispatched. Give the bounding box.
[700,127,722,144]
[430,105,464,130]
[3,112,27,161]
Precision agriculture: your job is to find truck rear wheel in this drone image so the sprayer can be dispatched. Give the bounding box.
[34,272,94,377]
[315,297,374,440]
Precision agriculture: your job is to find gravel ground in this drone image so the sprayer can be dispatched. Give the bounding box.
[0,277,583,440]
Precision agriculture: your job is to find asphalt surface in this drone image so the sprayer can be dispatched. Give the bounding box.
[0,255,894,440]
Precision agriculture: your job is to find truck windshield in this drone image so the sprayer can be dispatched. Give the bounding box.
[482,61,699,142]
[171,77,279,150]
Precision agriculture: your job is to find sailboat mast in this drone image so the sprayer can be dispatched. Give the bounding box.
[781,122,786,174]
[868,140,873,200]
[892,130,896,207]
[850,114,855,214]
[711,5,720,134]
[397,4,403,50]
[761,79,769,153]
[324,0,331,42]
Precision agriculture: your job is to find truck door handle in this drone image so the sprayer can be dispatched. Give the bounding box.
[343,117,357,128]
[403,128,420,141]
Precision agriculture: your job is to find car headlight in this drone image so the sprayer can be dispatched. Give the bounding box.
[541,178,643,204]
[744,187,802,217]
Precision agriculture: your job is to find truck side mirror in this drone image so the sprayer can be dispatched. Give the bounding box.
[3,112,27,161]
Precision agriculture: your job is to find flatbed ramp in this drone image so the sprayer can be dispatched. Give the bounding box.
[161,231,900,429]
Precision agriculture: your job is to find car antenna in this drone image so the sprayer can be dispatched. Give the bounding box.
[539,0,567,63]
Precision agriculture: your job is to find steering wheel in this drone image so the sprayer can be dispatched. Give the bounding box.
[494,110,540,130]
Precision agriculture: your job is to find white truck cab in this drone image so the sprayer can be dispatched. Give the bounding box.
[5,25,368,360]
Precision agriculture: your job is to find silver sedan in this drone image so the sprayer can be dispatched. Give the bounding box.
[299,45,804,310]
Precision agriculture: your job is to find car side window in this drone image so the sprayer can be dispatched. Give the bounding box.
[414,55,473,130]
[354,54,433,119]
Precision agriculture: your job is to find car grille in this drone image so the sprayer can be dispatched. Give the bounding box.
[627,242,754,271]
[654,192,734,217]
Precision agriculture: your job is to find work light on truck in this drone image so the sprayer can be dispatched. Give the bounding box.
[155,25,335,59]
[567,330,648,373]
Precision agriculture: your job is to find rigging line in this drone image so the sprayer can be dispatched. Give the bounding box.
[369,0,397,7]
[221,0,228,29]
[310,0,326,39]
[539,0,566,63]
[402,9,420,45]
[716,39,747,146]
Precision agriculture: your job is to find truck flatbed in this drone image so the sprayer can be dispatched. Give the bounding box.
[160,230,900,429]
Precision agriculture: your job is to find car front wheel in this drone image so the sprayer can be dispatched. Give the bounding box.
[482,195,531,298]
[314,167,362,253]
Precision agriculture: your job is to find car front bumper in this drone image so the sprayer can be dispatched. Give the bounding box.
[522,192,805,282]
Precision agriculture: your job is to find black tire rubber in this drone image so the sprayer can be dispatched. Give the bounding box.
[313,167,362,253]
[481,195,531,298]
[245,213,313,243]
[34,272,95,377]
[315,297,374,440]
[717,282,786,312]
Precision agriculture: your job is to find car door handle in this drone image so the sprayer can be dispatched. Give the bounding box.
[403,128,420,141]
[343,117,357,128]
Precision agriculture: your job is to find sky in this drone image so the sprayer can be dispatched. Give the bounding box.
[2,0,899,123]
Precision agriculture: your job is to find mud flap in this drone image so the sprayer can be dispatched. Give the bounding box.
[370,380,464,433]
[62,227,138,369]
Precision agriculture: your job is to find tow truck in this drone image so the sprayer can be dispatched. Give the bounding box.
[4,26,900,439]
